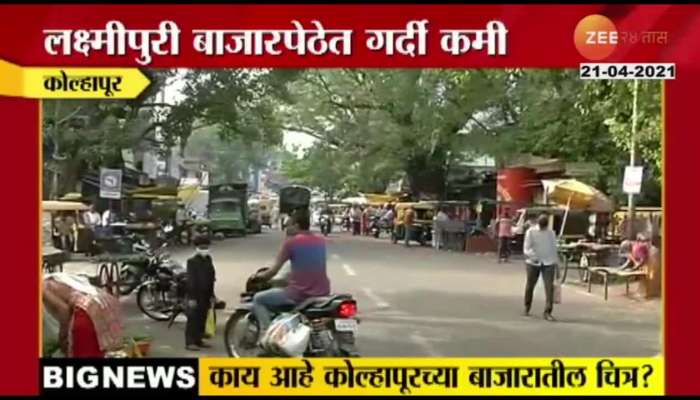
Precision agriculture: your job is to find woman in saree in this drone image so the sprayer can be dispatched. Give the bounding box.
[42,273,123,357]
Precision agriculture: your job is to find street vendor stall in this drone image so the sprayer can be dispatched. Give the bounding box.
[558,241,621,284]
[541,179,620,283]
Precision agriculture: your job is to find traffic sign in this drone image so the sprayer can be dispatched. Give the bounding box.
[100,168,122,199]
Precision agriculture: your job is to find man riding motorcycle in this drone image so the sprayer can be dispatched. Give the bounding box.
[319,206,334,234]
[251,208,331,342]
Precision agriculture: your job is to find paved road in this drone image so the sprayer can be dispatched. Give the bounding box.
[94,228,660,358]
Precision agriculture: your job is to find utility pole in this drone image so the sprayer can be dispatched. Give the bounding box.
[627,80,640,239]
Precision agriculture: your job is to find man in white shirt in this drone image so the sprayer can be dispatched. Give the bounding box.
[433,208,449,249]
[101,209,113,227]
[82,204,101,229]
[522,214,560,321]
[351,206,362,236]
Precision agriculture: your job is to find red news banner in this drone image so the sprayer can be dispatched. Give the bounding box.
[0,3,699,396]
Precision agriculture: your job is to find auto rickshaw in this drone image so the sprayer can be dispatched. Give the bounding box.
[258,198,274,228]
[391,202,433,246]
[42,200,91,254]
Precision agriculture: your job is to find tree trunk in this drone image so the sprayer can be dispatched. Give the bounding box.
[405,151,447,200]
[59,157,83,196]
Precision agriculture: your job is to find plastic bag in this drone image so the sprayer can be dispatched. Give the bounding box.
[205,308,216,338]
[261,313,311,357]
[553,266,562,304]
[553,281,562,304]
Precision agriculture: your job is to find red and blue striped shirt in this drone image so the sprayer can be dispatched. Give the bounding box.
[280,232,331,302]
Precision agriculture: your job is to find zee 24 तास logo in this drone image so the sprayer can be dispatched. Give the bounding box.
[41,359,198,395]
[574,14,669,61]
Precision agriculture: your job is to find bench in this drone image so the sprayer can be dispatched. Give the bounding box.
[587,267,647,300]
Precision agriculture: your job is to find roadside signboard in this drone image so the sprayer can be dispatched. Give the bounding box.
[100,168,122,199]
[623,166,644,194]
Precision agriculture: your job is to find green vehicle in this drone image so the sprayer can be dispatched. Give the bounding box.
[208,183,248,237]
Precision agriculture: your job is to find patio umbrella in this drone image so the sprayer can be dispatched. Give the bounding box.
[542,179,614,237]
[542,179,613,212]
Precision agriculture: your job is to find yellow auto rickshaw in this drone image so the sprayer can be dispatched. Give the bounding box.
[42,200,90,253]
[391,202,430,246]
[391,201,441,246]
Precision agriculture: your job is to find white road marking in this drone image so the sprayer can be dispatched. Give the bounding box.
[362,288,390,309]
[342,263,357,276]
[410,333,441,357]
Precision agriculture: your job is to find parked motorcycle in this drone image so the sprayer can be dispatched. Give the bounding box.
[136,257,225,324]
[223,267,360,357]
[319,214,332,236]
[119,239,182,296]
[136,262,187,322]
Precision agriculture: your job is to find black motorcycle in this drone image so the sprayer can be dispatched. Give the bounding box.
[223,267,360,358]
[136,262,187,322]
[136,260,226,324]
[342,216,352,232]
[120,240,183,296]
[319,214,332,236]
[368,216,381,238]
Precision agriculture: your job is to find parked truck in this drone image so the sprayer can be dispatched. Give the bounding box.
[208,182,248,237]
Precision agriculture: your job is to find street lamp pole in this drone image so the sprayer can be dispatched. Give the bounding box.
[627,80,639,239]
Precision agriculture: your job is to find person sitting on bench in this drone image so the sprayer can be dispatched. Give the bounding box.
[620,233,650,272]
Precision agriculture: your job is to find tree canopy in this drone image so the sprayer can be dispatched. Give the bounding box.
[43,68,662,206]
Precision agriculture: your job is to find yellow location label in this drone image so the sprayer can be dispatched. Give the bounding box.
[0,59,150,99]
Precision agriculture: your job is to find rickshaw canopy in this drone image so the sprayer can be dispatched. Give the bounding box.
[127,185,178,197]
[42,201,89,212]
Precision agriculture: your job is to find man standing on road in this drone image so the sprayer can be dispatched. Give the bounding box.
[185,235,216,351]
[404,206,417,247]
[433,207,449,250]
[351,206,362,236]
[82,204,101,256]
[522,214,559,321]
[497,209,514,262]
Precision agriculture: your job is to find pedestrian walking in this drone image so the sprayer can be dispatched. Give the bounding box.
[185,235,216,351]
[433,207,449,250]
[351,206,362,236]
[404,206,416,247]
[522,214,560,321]
[361,207,370,235]
[497,209,513,262]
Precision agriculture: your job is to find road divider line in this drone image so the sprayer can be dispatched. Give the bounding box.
[342,263,357,276]
[362,288,390,309]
